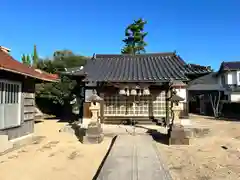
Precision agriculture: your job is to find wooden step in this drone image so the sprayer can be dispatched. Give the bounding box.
[103,117,155,125]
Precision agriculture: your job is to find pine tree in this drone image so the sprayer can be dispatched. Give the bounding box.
[121,18,148,55]
[32,44,39,67]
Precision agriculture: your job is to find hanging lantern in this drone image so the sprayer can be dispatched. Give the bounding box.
[138,89,142,96]
[130,89,137,96]
[143,88,150,95]
[119,89,126,95]
[126,89,130,96]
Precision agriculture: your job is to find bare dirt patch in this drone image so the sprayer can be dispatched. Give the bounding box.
[0,119,112,180]
[156,115,240,180]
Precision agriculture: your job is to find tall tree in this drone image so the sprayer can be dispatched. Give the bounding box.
[121,18,148,55]
[32,44,39,67]
[53,50,73,60]
[26,54,32,65]
[21,54,27,64]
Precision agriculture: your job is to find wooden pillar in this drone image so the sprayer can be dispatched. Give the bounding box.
[165,87,170,126]
[78,82,85,123]
[100,93,104,124]
[97,83,104,124]
[185,90,189,117]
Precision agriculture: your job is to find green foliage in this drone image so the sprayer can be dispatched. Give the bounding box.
[26,54,31,65]
[21,54,27,64]
[121,18,148,54]
[36,51,87,73]
[36,58,56,73]
[21,54,32,66]
[32,45,39,67]
[53,50,73,60]
[35,50,88,117]
[36,76,77,105]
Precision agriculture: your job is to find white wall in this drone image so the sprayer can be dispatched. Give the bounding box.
[175,88,186,102]
[237,71,240,86]
[85,89,94,101]
[227,72,234,84]
[230,94,240,102]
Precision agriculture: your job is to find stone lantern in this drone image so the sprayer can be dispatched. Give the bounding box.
[171,94,185,125]
[83,91,104,144]
[87,93,103,123]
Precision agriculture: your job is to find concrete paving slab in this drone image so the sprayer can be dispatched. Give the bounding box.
[96,134,172,180]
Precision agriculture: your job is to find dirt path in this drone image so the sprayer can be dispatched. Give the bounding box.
[0,120,112,180]
[156,115,240,180]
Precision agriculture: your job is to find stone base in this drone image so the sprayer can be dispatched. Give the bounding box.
[0,135,13,153]
[82,134,104,144]
[169,124,190,145]
[169,137,189,145]
[81,122,104,144]
[0,134,38,155]
[181,119,192,126]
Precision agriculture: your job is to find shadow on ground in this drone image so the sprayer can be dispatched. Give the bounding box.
[135,125,170,145]
[209,116,240,122]
[70,123,86,142]
[191,113,240,122]
[43,114,79,123]
[34,120,44,124]
[92,136,117,180]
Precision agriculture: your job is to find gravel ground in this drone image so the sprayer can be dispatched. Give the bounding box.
[0,119,112,180]
[156,115,240,180]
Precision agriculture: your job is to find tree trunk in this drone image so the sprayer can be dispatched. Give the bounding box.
[209,91,221,118]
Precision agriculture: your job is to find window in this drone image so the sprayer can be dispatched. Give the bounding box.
[103,91,166,117]
[153,91,166,117]
[0,82,4,104]
[0,80,21,129]
[104,95,126,116]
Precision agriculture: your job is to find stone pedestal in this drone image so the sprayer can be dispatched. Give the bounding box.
[169,124,190,145]
[170,104,192,145]
[82,122,104,144]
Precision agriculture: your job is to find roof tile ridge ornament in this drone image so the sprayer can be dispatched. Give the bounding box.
[92,53,96,60]
[34,69,42,74]
[0,46,11,53]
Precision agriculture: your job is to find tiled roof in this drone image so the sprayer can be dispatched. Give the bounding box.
[61,66,85,76]
[188,72,218,85]
[188,63,212,72]
[220,61,240,71]
[80,52,211,82]
[0,49,58,82]
[187,72,225,91]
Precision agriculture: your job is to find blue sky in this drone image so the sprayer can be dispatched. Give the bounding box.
[1,0,240,70]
